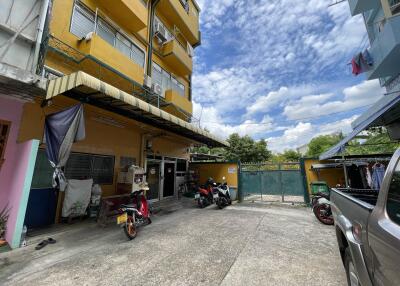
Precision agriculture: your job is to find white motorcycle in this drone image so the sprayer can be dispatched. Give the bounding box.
[213,177,232,209]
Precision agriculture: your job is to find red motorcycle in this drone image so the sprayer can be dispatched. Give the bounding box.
[195,178,216,208]
[117,188,152,240]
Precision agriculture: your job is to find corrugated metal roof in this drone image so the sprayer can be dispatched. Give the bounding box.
[46,71,228,147]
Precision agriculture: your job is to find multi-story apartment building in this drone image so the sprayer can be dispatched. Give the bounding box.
[0,0,226,249]
[320,0,400,159]
[44,0,200,121]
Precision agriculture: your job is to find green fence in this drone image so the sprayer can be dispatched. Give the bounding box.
[239,162,307,203]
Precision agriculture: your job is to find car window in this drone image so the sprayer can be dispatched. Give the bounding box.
[387,160,400,225]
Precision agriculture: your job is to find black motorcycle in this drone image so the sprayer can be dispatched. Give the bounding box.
[311,191,334,225]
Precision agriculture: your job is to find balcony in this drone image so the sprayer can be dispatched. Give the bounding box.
[348,0,380,16]
[367,15,400,80]
[97,0,147,33]
[163,89,193,119]
[158,0,200,46]
[78,34,144,84]
[162,39,192,76]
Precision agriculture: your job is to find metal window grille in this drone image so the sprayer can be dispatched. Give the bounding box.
[65,153,115,185]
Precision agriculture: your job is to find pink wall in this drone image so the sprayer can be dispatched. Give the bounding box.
[0,96,27,244]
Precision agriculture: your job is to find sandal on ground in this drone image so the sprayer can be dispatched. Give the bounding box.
[47,238,56,244]
[35,240,48,250]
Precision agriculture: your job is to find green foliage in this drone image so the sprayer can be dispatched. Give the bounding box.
[281,150,302,162]
[305,129,399,158]
[306,133,344,157]
[191,133,272,162]
[347,130,400,155]
[224,133,272,162]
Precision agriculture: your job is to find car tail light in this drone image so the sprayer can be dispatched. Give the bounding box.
[352,223,362,243]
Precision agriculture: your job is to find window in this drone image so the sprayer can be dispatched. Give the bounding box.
[179,0,190,13]
[97,18,116,46]
[70,2,145,68]
[70,2,95,38]
[65,153,115,185]
[177,159,187,172]
[387,159,400,225]
[152,62,186,97]
[0,120,11,171]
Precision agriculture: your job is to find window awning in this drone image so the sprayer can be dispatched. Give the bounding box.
[319,93,400,160]
[46,71,229,147]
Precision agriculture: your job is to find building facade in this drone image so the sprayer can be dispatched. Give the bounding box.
[0,0,49,249]
[319,0,400,159]
[1,0,226,249]
[349,0,400,93]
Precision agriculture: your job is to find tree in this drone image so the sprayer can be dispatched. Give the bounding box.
[224,133,272,162]
[281,149,302,162]
[347,129,400,155]
[306,133,343,157]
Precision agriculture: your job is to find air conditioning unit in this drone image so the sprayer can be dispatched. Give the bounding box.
[144,75,152,89]
[152,83,163,96]
[154,23,167,43]
[187,43,194,58]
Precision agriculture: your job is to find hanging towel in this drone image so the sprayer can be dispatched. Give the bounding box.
[363,49,373,66]
[365,167,373,188]
[351,58,361,75]
[372,164,386,190]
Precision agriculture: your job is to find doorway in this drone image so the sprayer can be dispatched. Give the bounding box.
[146,161,161,201]
[163,162,175,198]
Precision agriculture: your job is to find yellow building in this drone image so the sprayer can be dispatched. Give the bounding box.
[18,0,226,226]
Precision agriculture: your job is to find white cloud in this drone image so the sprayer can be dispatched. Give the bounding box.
[283,80,384,120]
[245,85,315,116]
[193,101,277,139]
[267,115,359,153]
[192,67,271,113]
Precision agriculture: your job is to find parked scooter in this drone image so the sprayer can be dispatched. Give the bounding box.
[214,177,232,209]
[195,178,215,208]
[311,191,333,225]
[117,182,152,240]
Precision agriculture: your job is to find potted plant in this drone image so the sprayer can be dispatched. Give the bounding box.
[0,205,10,246]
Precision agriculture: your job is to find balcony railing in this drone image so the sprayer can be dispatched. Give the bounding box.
[44,35,194,122]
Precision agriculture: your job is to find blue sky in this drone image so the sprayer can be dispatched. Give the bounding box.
[191,0,385,152]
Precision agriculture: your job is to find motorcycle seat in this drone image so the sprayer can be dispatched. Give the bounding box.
[121,204,137,210]
[315,192,330,200]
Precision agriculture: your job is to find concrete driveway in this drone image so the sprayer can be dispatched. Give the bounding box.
[0,201,347,286]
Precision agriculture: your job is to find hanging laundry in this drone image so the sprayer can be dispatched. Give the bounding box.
[351,52,371,75]
[363,49,374,66]
[354,52,363,67]
[351,58,361,75]
[365,167,373,188]
[372,163,386,190]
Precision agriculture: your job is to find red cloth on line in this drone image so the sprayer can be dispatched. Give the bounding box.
[351,58,361,75]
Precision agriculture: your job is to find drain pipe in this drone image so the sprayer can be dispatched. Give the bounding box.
[32,0,50,74]
[146,0,161,77]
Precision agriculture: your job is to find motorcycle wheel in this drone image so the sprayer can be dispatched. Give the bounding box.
[313,204,334,225]
[198,198,204,208]
[147,217,152,225]
[216,199,223,209]
[124,216,137,240]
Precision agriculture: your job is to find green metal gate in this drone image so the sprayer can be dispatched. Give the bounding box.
[239,162,307,203]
